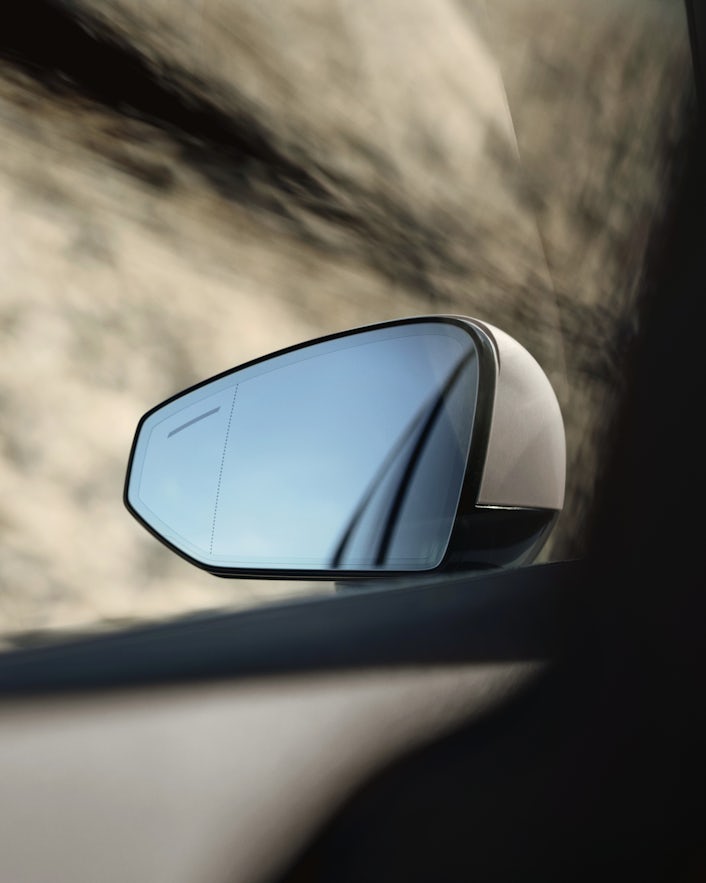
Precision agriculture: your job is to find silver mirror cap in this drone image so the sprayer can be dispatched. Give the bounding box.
[472,320,566,512]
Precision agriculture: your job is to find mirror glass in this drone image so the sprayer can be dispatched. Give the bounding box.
[126,321,479,573]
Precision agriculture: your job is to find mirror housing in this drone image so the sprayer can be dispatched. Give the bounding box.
[125,316,565,579]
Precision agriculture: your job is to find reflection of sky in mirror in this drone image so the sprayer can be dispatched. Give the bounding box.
[129,323,478,569]
[137,387,236,553]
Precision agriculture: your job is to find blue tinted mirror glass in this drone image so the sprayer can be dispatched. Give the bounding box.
[126,321,479,573]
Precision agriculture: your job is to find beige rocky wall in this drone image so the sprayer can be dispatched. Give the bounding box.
[0,0,691,643]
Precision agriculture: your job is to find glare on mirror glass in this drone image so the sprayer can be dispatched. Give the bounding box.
[127,322,479,572]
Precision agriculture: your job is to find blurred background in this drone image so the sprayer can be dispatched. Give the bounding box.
[0,0,692,644]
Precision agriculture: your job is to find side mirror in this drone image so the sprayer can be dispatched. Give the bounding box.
[125,317,565,578]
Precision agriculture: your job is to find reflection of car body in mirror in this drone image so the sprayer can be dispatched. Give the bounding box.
[124,316,565,579]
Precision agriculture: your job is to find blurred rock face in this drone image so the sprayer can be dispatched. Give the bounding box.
[0,0,691,641]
